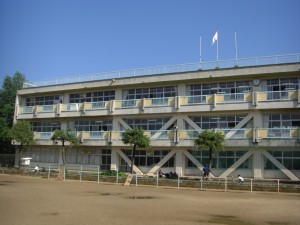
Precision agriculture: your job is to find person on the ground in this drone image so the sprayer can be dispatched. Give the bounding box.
[158,170,165,178]
[203,165,209,180]
[238,174,244,182]
[34,165,39,173]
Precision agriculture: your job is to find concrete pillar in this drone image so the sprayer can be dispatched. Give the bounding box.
[115,88,123,100]
[61,122,68,130]
[253,149,263,179]
[110,147,119,171]
[62,93,69,104]
[177,83,186,96]
[112,116,122,131]
[176,115,185,130]
[252,111,263,128]
[175,149,184,176]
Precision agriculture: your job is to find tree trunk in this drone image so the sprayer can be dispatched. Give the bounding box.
[18,145,23,170]
[130,145,136,174]
[62,140,65,165]
[58,140,66,180]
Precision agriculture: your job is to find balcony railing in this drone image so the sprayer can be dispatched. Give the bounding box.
[180,128,253,140]
[91,102,106,110]
[121,99,138,108]
[151,98,171,107]
[40,105,55,113]
[21,106,34,114]
[33,128,299,141]
[34,132,53,140]
[257,90,296,102]
[258,128,299,139]
[84,131,108,140]
[18,89,299,115]
[223,93,246,102]
[148,130,174,140]
[183,95,207,105]
[23,53,300,88]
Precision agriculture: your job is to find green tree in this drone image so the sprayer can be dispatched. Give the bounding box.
[51,129,80,166]
[122,129,150,174]
[194,130,225,176]
[9,121,34,169]
[0,72,26,154]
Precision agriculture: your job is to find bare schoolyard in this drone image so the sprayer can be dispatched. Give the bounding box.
[0,174,299,225]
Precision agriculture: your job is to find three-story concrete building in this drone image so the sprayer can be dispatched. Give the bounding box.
[14,54,300,180]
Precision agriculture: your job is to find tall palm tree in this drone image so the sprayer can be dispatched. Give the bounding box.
[122,129,150,174]
[195,130,224,177]
[51,129,79,166]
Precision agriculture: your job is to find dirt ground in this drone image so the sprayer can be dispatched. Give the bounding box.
[0,174,299,225]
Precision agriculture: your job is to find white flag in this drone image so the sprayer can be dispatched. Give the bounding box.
[212,31,218,45]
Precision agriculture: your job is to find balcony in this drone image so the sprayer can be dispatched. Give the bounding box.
[257,90,298,102]
[115,99,140,109]
[17,89,299,119]
[258,128,299,139]
[34,132,53,140]
[61,103,82,112]
[82,131,108,140]
[32,128,299,147]
[88,101,109,110]
[180,128,253,140]
[181,95,207,105]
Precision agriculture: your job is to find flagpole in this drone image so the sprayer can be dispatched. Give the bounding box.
[216,30,219,62]
[200,35,202,63]
[235,31,238,60]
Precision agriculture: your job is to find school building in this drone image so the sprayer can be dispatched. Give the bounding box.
[14,54,300,180]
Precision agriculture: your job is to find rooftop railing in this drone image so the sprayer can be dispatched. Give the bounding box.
[23,53,300,88]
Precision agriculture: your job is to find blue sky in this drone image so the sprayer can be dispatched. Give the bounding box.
[0,0,299,84]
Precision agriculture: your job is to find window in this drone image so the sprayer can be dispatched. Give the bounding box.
[70,91,115,103]
[187,114,249,130]
[26,95,60,106]
[65,149,111,170]
[123,86,178,100]
[265,151,300,170]
[186,150,252,169]
[263,114,300,128]
[123,118,171,130]
[187,81,252,96]
[186,150,209,168]
[119,150,174,172]
[31,122,61,132]
[24,149,59,163]
[74,120,112,131]
[263,77,299,100]
[263,77,299,92]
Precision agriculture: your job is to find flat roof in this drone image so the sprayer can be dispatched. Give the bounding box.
[23,53,300,89]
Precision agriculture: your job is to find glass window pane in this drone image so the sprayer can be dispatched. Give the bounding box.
[226,151,234,157]
[293,159,300,170]
[283,159,293,170]
[218,158,226,168]
[236,151,246,157]
[293,151,300,157]
[273,151,282,157]
[283,151,293,157]
[202,151,209,157]
[226,158,235,167]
